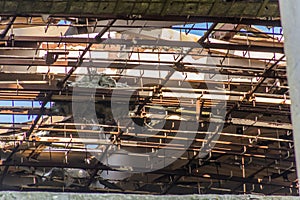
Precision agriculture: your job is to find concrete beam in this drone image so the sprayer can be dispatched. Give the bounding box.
[279,0,300,184]
[0,0,280,19]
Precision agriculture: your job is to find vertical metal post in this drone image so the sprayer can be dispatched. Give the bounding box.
[242,154,246,194]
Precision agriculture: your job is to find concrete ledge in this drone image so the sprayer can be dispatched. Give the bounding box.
[0,192,297,200]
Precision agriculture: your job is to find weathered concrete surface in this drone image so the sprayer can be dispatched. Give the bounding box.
[279,0,300,188]
[0,0,280,18]
[0,192,297,200]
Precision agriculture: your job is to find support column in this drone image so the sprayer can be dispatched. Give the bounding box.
[279,0,300,183]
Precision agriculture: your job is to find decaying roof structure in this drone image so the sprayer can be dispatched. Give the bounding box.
[0,0,297,196]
